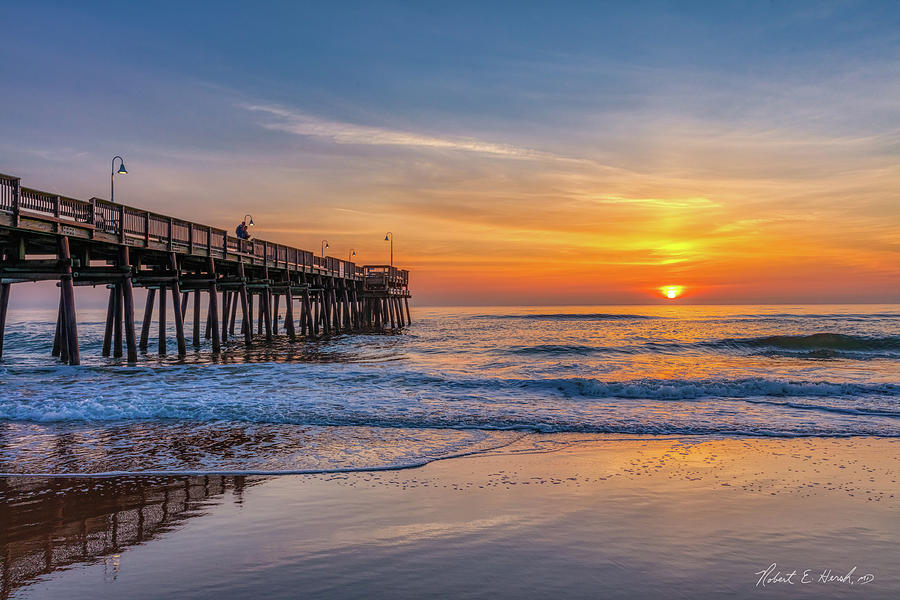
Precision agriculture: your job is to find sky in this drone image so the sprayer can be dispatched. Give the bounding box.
[0,1,898,305]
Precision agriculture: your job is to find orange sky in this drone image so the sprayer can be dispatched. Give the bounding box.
[1,4,898,305]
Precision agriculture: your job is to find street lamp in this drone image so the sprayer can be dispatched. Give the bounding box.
[243,214,255,227]
[110,156,127,203]
[384,232,393,266]
[348,248,357,262]
[321,240,329,258]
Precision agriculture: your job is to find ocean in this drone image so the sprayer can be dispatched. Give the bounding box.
[1,304,898,475]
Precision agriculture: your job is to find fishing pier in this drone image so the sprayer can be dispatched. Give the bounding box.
[0,171,411,365]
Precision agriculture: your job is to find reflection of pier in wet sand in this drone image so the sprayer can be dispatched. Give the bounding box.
[0,475,259,599]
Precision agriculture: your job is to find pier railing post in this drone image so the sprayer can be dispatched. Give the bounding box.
[12,176,20,227]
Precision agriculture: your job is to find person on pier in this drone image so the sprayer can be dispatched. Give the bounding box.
[236,220,251,240]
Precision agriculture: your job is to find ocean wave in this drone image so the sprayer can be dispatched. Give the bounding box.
[508,377,900,402]
[2,374,897,427]
[505,344,631,356]
[725,312,900,320]
[502,334,900,360]
[721,332,900,351]
[705,333,900,360]
[473,313,662,321]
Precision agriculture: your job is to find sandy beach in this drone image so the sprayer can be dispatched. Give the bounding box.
[3,434,898,599]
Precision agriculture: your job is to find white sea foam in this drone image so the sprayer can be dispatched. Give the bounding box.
[0,305,898,474]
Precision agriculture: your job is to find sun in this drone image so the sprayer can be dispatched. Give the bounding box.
[661,285,682,299]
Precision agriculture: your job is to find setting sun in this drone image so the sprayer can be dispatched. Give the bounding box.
[662,285,683,299]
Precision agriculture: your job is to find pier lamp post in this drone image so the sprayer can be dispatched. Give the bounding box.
[110,156,127,203]
[384,232,393,266]
[321,240,329,258]
[243,214,255,227]
[348,249,357,262]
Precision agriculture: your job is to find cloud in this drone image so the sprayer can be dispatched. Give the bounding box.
[592,195,720,209]
[242,104,552,159]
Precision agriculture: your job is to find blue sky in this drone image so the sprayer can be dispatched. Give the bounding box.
[1,1,898,304]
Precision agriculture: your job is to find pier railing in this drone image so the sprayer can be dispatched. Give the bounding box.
[364,265,409,294]
[0,172,408,286]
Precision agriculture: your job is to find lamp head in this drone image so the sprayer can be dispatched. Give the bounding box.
[116,162,127,175]
[248,217,254,226]
[325,242,329,249]
[384,234,390,241]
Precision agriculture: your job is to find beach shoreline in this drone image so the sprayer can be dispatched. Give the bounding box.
[3,433,898,599]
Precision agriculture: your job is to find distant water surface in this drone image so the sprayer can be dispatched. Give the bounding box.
[0,304,898,474]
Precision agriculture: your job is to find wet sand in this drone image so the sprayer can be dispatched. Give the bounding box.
[2,434,898,599]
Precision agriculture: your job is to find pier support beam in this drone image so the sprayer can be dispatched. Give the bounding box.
[170,253,186,356]
[229,293,238,336]
[0,281,9,360]
[257,291,264,335]
[181,292,189,320]
[272,293,280,335]
[284,287,296,341]
[102,286,115,357]
[300,288,311,337]
[140,289,155,352]
[121,247,138,363]
[221,290,230,344]
[238,263,252,348]
[113,282,123,358]
[342,283,352,330]
[158,282,167,355]
[262,288,273,342]
[193,290,201,347]
[58,236,80,365]
[208,258,221,354]
[52,295,64,359]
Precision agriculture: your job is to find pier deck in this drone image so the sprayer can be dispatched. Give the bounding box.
[0,172,411,364]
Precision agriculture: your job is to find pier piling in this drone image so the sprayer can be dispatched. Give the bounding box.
[0,171,411,364]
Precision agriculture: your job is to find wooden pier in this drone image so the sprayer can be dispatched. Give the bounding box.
[0,172,411,364]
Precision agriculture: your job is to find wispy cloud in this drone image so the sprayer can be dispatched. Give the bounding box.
[593,195,720,209]
[243,104,551,159]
